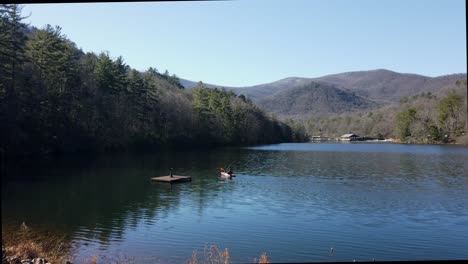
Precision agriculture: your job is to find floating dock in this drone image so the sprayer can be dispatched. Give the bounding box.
[151,175,192,184]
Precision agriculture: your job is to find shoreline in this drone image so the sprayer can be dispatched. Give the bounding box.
[2,225,270,264]
[309,138,468,145]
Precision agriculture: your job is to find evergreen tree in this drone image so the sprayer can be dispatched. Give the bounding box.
[1,12,305,157]
[0,4,28,94]
[437,92,464,139]
[395,108,417,141]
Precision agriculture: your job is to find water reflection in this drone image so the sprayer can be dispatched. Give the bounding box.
[2,150,246,246]
[2,144,468,262]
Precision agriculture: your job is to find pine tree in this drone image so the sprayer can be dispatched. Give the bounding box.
[0,4,28,95]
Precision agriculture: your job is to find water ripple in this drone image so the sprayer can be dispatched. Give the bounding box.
[2,144,468,262]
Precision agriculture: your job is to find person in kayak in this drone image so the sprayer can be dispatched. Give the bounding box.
[227,167,233,175]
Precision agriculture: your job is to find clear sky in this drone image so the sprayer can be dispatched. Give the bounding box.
[21,0,466,87]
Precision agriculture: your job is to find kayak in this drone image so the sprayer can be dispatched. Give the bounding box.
[220,172,236,178]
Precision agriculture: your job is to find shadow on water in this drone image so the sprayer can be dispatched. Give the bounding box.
[1,149,246,243]
[2,143,468,262]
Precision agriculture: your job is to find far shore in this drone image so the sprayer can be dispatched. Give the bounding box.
[309,134,468,145]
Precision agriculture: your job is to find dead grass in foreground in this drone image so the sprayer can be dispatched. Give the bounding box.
[3,224,270,264]
[186,244,269,264]
[2,223,73,264]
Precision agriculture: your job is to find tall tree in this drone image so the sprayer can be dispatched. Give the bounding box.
[0,4,27,94]
[26,24,79,94]
[437,92,464,139]
[395,107,417,141]
[0,4,28,156]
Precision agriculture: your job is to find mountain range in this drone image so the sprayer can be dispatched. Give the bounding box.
[181,69,466,119]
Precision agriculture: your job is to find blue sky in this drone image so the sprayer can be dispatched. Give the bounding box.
[21,0,466,87]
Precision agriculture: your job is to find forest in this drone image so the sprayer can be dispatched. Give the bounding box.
[304,80,467,144]
[0,4,307,157]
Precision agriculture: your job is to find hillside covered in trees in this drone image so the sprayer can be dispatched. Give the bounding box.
[256,81,378,119]
[304,80,467,144]
[0,4,307,157]
[214,70,465,104]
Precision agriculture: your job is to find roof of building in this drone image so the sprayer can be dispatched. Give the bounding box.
[341,133,359,138]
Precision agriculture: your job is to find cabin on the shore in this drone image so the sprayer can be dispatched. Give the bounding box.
[339,133,360,141]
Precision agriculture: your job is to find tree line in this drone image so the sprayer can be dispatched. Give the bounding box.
[394,86,466,143]
[304,81,467,144]
[0,4,307,157]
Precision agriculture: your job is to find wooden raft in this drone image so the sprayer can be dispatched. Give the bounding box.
[151,175,192,184]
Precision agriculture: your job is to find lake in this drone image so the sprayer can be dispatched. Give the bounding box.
[2,143,468,263]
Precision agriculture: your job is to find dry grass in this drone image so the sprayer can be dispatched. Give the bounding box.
[2,223,73,264]
[3,224,272,264]
[186,245,230,264]
[257,253,270,264]
[80,255,98,264]
[77,254,139,264]
[186,244,269,264]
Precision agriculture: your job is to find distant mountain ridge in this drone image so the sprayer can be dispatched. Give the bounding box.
[257,81,379,119]
[181,69,465,102]
[180,69,466,119]
[311,69,466,103]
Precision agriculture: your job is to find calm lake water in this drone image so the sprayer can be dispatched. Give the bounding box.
[2,143,468,263]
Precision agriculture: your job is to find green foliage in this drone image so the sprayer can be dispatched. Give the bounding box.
[428,125,440,141]
[303,82,466,144]
[26,25,81,95]
[436,92,463,137]
[191,86,302,145]
[0,4,28,92]
[0,10,304,157]
[159,69,183,89]
[395,107,417,140]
